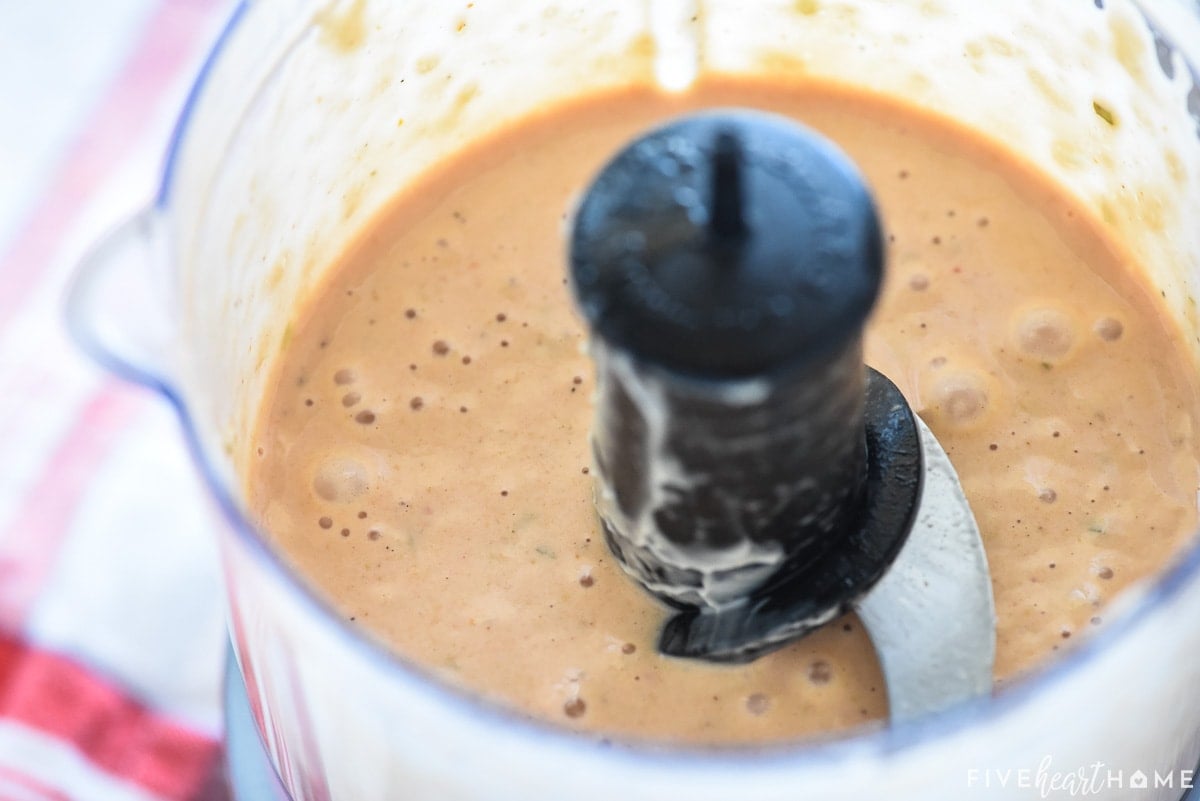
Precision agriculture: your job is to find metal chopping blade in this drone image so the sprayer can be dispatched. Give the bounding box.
[854,415,997,722]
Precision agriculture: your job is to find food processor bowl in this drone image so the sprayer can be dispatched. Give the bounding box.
[67,1,1200,799]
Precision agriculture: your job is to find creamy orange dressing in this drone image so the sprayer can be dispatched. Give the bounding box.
[246,80,1200,744]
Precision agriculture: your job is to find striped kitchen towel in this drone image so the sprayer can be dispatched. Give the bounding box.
[0,1,237,799]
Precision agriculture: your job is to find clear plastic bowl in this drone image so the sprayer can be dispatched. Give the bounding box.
[67,1,1200,798]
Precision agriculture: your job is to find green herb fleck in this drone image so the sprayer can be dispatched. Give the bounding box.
[1092,101,1116,126]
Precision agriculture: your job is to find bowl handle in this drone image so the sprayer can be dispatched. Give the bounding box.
[64,207,178,394]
